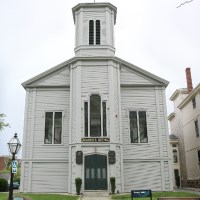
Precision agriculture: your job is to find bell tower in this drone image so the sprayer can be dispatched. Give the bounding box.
[72,3,117,56]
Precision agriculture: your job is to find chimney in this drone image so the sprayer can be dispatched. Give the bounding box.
[185,67,193,93]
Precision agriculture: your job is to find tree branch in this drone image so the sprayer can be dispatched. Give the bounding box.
[177,0,194,8]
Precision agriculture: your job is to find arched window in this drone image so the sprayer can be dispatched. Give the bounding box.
[89,20,94,45]
[96,20,101,45]
[84,94,107,137]
[89,20,101,45]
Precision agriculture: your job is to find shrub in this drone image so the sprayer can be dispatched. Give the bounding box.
[176,176,180,188]
[0,178,8,192]
[75,177,82,195]
[110,177,116,194]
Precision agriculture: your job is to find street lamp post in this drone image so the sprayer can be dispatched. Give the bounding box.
[7,133,21,200]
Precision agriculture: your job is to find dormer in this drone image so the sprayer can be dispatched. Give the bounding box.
[72,3,117,56]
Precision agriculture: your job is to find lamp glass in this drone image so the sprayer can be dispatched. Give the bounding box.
[8,134,21,154]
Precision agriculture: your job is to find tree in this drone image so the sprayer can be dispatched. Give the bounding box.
[0,114,10,132]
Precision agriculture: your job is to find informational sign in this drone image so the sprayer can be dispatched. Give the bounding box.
[12,161,18,174]
[76,151,83,164]
[131,190,152,200]
[108,151,116,164]
[81,137,110,142]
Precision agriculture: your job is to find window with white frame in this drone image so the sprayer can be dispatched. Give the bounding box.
[195,119,199,137]
[44,112,62,144]
[89,20,101,45]
[84,94,107,137]
[129,111,148,143]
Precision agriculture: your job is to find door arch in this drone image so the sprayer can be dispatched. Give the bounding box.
[85,154,107,190]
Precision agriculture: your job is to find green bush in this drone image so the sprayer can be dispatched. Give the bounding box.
[110,177,116,194]
[0,178,8,192]
[75,177,82,195]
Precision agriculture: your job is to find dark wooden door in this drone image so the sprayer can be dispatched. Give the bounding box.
[85,154,107,190]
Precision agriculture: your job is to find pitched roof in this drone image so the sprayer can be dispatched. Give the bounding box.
[22,56,169,89]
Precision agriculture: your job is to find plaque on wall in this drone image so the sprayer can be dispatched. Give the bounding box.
[76,151,83,164]
[108,150,116,164]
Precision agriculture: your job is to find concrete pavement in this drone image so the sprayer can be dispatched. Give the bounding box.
[81,192,110,200]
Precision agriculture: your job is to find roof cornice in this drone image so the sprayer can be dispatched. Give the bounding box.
[178,83,200,109]
[168,112,175,121]
[72,3,117,24]
[169,88,188,101]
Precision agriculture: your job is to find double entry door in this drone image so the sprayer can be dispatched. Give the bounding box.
[85,154,107,190]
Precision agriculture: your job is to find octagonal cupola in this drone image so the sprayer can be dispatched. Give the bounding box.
[72,3,117,56]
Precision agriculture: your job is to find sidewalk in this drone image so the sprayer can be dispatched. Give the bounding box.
[174,187,200,195]
[81,192,110,200]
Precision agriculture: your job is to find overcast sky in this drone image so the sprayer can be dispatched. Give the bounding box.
[0,0,200,157]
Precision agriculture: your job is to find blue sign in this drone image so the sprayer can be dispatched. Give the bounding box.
[12,161,18,174]
[131,190,152,200]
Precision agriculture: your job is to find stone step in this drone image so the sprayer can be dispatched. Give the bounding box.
[83,191,109,197]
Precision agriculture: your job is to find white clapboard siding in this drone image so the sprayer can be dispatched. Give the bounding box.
[81,65,109,96]
[31,162,68,192]
[22,162,29,192]
[71,68,77,143]
[113,67,120,143]
[24,91,33,158]
[32,89,70,159]
[123,161,162,191]
[157,88,169,158]
[121,87,160,159]
[164,161,170,190]
[36,68,70,86]
[120,67,155,85]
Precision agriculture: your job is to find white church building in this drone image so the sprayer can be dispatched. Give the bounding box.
[20,2,173,193]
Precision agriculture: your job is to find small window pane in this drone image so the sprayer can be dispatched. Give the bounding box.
[96,20,100,45]
[103,102,107,136]
[91,168,95,179]
[90,94,101,137]
[130,111,138,143]
[192,97,196,109]
[172,144,177,147]
[89,20,94,45]
[54,112,62,144]
[86,168,90,179]
[84,102,88,137]
[195,120,199,137]
[97,168,101,179]
[139,111,148,143]
[45,112,53,144]
[198,150,200,163]
[102,168,106,179]
[173,149,178,163]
